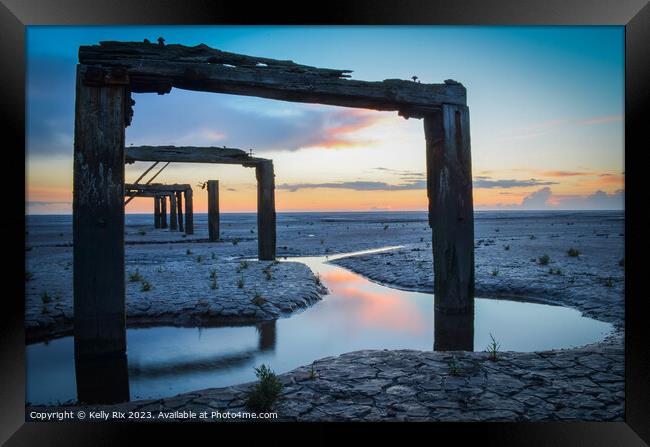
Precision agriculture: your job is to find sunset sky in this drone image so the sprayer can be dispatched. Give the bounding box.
[26,26,624,214]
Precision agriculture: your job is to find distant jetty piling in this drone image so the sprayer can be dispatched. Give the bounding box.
[207,180,220,241]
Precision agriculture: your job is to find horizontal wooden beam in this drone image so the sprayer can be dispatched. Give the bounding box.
[125,183,191,192]
[125,145,267,166]
[124,191,172,198]
[78,42,466,115]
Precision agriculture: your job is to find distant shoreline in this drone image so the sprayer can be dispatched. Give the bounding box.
[25,209,625,217]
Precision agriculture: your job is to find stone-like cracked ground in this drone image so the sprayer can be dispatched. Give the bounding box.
[27,333,623,422]
[26,242,326,342]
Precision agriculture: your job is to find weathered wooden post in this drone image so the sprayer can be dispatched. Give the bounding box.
[153,195,161,228]
[256,160,276,260]
[160,195,167,229]
[169,192,178,231]
[424,104,474,316]
[73,65,128,357]
[176,191,184,233]
[184,187,194,235]
[207,180,220,241]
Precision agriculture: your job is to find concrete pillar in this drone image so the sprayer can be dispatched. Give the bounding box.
[207,180,220,241]
[72,66,127,357]
[424,104,474,315]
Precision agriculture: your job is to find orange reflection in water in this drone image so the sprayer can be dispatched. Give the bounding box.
[320,269,364,284]
[332,285,426,334]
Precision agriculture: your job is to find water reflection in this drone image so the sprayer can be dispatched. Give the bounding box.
[28,248,613,405]
[433,311,474,351]
[75,353,130,404]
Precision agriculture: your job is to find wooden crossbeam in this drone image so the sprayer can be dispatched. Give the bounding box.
[125,145,266,166]
[125,183,191,192]
[79,41,465,116]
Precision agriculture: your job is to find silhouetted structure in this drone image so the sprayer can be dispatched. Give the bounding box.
[73,41,473,362]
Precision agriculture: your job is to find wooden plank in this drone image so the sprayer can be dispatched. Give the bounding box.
[72,65,127,357]
[207,180,220,241]
[169,193,178,231]
[424,104,474,315]
[78,42,466,113]
[125,146,264,166]
[176,191,184,233]
[184,188,194,235]
[434,311,473,351]
[256,160,276,260]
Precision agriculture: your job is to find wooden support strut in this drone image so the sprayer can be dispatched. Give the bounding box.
[207,180,220,241]
[176,191,184,233]
[256,160,276,260]
[153,195,161,228]
[168,193,177,231]
[160,195,168,229]
[184,188,194,235]
[424,104,474,315]
[73,65,127,357]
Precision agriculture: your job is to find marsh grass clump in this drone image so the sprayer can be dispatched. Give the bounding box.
[196,255,203,263]
[383,224,389,230]
[186,249,193,255]
[232,239,240,246]
[263,265,272,281]
[448,356,461,376]
[308,364,318,379]
[140,280,152,292]
[548,268,562,275]
[128,269,143,282]
[40,291,52,304]
[486,333,501,361]
[504,245,510,251]
[529,235,536,240]
[538,254,550,266]
[237,277,245,289]
[314,273,323,287]
[491,269,499,277]
[251,291,267,306]
[245,364,283,412]
[567,248,580,257]
[138,229,146,236]
[603,277,614,287]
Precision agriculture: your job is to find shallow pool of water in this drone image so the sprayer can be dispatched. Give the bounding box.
[26,247,613,405]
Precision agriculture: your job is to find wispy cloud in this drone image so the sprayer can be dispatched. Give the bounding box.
[278,180,426,192]
[473,176,558,189]
[496,114,623,142]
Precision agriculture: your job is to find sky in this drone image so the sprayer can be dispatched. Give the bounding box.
[25,26,625,214]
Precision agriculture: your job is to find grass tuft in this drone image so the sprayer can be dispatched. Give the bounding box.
[448,356,461,376]
[128,269,143,282]
[486,333,501,361]
[245,364,283,412]
[567,248,580,257]
[538,254,550,266]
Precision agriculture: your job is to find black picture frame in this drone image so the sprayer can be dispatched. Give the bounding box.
[2,0,648,444]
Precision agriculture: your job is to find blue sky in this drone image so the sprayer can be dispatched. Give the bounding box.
[26,26,624,213]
